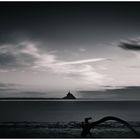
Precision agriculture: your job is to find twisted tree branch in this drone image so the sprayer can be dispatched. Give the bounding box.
[81,116,139,138]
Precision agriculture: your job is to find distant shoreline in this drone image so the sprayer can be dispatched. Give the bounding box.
[0,98,140,101]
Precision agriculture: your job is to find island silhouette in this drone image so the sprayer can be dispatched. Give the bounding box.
[62,91,76,99]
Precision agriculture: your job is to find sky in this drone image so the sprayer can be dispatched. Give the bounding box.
[1,2,140,98]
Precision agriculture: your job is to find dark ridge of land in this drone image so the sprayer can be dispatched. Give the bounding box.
[0,98,140,102]
[0,98,61,100]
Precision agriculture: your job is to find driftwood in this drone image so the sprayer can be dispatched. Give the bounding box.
[81,116,139,138]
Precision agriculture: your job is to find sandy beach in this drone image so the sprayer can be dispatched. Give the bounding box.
[0,121,139,138]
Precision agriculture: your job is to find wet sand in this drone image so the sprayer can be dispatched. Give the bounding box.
[0,121,139,138]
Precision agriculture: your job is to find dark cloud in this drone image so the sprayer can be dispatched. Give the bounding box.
[0,82,16,88]
[0,42,38,70]
[78,86,140,100]
[0,82,18,92]
[15,91,48,98]
[0,52,18,69]
[119,39,140,50]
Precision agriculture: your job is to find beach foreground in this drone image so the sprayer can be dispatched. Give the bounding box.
[0,101,140,138]
[0,121,139,138]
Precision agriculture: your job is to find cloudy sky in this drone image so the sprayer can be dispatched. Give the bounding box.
[1,2,140,98]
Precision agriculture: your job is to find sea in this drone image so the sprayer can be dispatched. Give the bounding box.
[0,100,140,122]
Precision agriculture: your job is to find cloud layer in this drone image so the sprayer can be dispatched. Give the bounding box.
[119,38,140,50]
[0,41,107,86]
